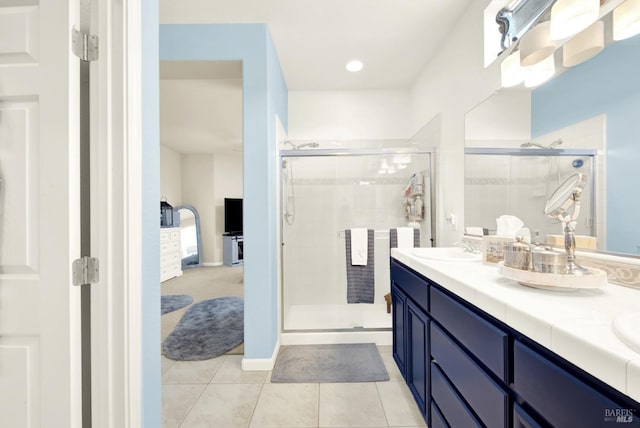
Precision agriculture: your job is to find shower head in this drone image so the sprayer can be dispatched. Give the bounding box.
[520,138,563,149]
[296,142,319,149]
[284,141,319,150]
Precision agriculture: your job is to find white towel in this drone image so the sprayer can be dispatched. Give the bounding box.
[397,227,415,248]
[350,228,368,266]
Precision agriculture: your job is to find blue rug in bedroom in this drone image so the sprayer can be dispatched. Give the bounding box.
[163,296,244,361]
[161,294,193,315]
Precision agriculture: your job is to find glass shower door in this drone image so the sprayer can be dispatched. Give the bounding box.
[281,151,433,331]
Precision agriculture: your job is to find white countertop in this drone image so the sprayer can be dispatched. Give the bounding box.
[391,247,640,403]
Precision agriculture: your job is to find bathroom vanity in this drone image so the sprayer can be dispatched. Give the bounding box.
[391,248,640,427]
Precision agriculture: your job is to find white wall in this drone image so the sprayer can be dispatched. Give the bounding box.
[287,90,412,144]
[409,0,502,246]
[160,145,182,206]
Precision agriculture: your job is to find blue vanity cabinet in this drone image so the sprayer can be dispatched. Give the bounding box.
[390,259,430,422]
[391,259,640,428]
[513,340,640,427]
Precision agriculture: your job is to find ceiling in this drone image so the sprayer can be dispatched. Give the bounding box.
[159,0,475,90]
[159,0,475,154]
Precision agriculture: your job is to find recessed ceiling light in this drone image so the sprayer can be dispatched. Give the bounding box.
[345,60,364,72]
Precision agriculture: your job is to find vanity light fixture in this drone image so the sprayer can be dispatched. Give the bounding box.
[549,0,600,41]
[519,20,555,67]
[563,20,604,67]
[613,0,640,40]
[501,50,527,87]
[524,53,555,87]
[345,59,364,72]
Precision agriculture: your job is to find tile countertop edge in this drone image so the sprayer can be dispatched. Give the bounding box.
[391,248,640,403]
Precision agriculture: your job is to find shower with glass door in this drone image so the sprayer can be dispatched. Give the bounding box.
[280,146,434,340]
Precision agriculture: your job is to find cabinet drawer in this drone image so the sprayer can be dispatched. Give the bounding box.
[513,341,639,428]
[160,240,180,254]
[160,230,170,242]
[161,251,180,266]
[431,324,508,428]
[430,401,449,428]
[431,362,482,428]
[430,286,509,381]
[390,261,429,313]
[513,403,542,428]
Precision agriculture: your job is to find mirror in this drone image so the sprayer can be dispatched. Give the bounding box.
[544,172,585,219]
[175,205,202,269]
[465,33,640,256]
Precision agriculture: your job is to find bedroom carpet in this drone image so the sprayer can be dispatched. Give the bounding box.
[163,296,244,361]
[270,343,389,383]
[161,294,193,315]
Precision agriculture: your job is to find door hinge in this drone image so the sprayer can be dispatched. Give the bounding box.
[72,257,99,286]
[72,27,98,62]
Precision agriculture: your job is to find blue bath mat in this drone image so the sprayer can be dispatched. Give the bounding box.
[161,294,193,315]
[163,296,244,361]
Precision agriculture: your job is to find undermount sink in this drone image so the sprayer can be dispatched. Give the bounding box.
[411,247,481,262]
[613,312,640,354]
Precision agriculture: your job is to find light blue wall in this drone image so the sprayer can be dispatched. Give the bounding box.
[531,35,640,254]
[159,25,288,363]
[142,0,160,427]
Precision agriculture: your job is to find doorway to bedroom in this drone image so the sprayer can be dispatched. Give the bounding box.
[158,60,246,373]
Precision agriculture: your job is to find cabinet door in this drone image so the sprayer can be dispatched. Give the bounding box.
[407,300,429,416]
[391,285,407,378]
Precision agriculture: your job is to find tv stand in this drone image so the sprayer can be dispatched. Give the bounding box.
[223,234,243,266]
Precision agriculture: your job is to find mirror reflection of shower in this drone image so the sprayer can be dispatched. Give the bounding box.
[520,138,563,149]
[282,141,320,225]
[520,138,564,198]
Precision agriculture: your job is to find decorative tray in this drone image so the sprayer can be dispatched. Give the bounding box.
[497,262,608,291]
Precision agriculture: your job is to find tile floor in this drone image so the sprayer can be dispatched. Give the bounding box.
[161,266,426,428]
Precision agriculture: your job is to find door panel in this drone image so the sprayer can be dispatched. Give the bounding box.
[0,1,81,427]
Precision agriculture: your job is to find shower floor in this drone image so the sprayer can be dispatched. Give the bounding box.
[284,303,391,331]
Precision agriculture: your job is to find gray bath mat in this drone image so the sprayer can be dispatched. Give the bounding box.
[163,296,244,361]
[271,343,389,383]
[161,294,193,315]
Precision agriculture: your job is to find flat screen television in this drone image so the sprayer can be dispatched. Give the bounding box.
[224,198,243,235]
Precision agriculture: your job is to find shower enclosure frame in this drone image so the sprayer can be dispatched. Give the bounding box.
[278,147,436,338]
[464,147,598,236]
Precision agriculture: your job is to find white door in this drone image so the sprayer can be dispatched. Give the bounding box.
[0,1,83,427]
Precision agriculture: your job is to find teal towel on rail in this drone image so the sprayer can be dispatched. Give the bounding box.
[345,229,374,304]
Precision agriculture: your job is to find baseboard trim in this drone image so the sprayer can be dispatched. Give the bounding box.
[202,262,223,267]
[241,340,280,371]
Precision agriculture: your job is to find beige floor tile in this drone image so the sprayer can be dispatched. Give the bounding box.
[376,381,426,427]
[162,356,227,384]
[319,383,388,427]
[377,346,404,382]
[212,355,269,384]
[162,384,206,428]
[180,383,262,428]
[162,355,177,375]
[249,383,319,428]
